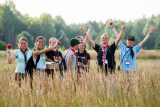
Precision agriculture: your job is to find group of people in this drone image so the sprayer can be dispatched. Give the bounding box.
[7,20,155,81]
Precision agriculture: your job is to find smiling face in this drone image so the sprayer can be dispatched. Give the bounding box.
[36,39,45,49]
[101,34,109,44]
[126,40,135,47]
[19,40,28,50]
[78,42,86,52]
[50,39,56,46]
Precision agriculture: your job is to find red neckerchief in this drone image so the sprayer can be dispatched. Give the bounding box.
[69,47,77,60]
[101,44,109,65]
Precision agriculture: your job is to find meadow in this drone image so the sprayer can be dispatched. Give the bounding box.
[0,50,160,107]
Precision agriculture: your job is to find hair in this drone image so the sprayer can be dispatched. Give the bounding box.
[100,34,109,44]
[49,38,57,47]
[70,43,75,47]
[34,36,45,49]
[18,37,28,48]
[75,36,83,41]
[79,41,86,48]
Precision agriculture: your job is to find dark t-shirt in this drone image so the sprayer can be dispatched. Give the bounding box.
[93,42,117,73]
[45,50,63,62]
[76,51,91,73]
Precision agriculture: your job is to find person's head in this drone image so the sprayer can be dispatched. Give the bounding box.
[35,36,45,49]
[49,38,57,47]
[78,42,86,53]
[70,38,80,50]
[126,36,135,47]
[101,34,109,45]
[75,36,83,42]
[18,37,28,50]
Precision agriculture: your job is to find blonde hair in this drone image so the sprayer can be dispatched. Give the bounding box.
[49,38,57,47]
[75,36,83,41]
[34,36,45,49]
[18,37,28,48]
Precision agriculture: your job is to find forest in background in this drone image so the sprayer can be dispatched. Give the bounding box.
[0,0,160,50]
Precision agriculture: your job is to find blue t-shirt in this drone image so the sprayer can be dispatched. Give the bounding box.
[118,41,141,71]
[13,49,33,74]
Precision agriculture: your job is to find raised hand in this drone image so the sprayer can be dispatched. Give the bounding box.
[122,22,127,31]
[149,26,155,33]
[109,19,114,27]
[79,25,86,34]
[89,23,92,29]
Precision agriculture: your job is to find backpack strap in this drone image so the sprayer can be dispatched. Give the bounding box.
[120,48,130,65]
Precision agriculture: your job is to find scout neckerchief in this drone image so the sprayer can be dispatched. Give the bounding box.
[126,46,134,59]
[20,48,27,66]
[101,44,109,65]
[35,48,46,65]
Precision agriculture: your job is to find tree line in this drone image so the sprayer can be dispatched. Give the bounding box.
[0,0,160,50]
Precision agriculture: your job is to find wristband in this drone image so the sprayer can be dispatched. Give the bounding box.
[110,26,115,29]
[7,52,10,53]
[149,33,151,35]
[83,32,86,35]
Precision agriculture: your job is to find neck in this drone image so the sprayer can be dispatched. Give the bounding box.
[79,50,84,53]
[53,48,57,51]
[126,45,132,48]
[71,47,76,51]
[102,43,108,47]
[36,47,42,51]
[21,48,26,51]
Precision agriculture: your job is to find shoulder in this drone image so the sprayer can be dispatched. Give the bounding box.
[28,50,33,53]
[13,49,20,55]
[86,53,91,59]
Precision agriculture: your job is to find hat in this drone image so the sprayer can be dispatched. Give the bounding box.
[127,36,135,41]
[70,38,80,45]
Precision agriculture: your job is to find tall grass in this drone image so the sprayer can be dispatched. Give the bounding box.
[0,50,160,106]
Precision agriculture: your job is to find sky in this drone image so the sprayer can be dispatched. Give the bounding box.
[0,0,160,25]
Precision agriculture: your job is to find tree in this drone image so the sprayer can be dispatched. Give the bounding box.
[16,31,33,49]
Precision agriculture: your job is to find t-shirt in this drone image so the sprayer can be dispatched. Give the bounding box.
[93,42,117,74]
[76,51,91,73]
[118,41,141,71]
[45,50,63,62]
[33,55,47,69]
[14,49,32,74]
[64,50,77,72]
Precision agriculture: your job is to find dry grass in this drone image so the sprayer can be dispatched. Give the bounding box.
[0,50,160,106]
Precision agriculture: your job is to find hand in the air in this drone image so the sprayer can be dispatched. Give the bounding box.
[149,26,155,33]
[122,22,127,31]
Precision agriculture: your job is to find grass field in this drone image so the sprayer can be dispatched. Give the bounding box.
[0,50,160,107]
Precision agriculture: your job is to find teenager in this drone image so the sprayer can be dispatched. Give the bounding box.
[110,20,155,72]
[45,38,63,76]
[79,23,127,75]
[33,36,58,76]
[76,42,91,75]
[64,38,80,74]
[7,37,32,81]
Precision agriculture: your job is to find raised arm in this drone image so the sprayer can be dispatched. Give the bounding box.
[83,23,92,44]
[79,25,96,48]
[115,22,127,47]
[139,26,155,48]
[7,49,16,64]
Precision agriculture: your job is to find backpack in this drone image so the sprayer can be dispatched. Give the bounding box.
[58,51,70,74]
[25,54,40,78]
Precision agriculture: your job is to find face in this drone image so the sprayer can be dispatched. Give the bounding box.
[36,39,45,49]
[77,38,83,42]
[50,39,56,46]
[78,43,85,52]
[101,35,109,44]
[19,40,27,49]
[126,40,135,47]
